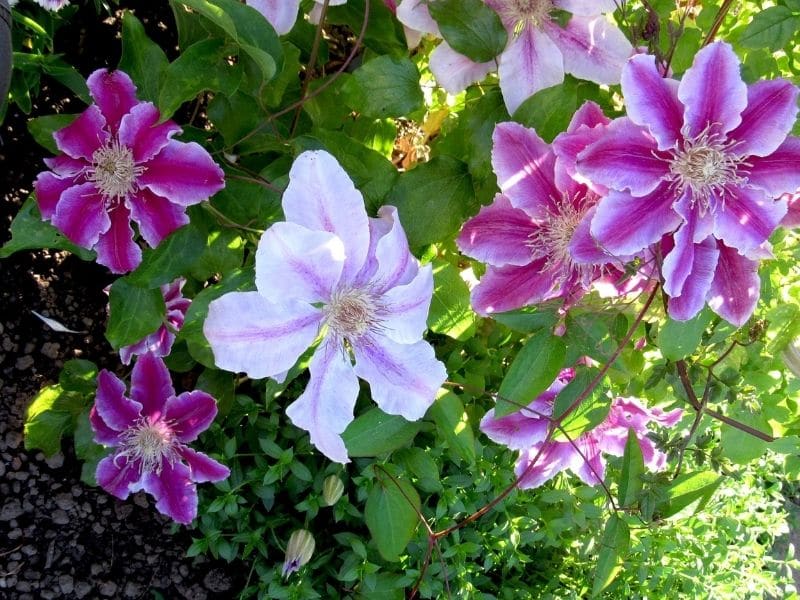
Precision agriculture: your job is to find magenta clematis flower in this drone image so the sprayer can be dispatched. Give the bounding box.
[456,105,625,316]
[119,278,191,365]
[90,353,230,524]
[245,0,346,35]
[577,42,800,325]
[398,0,632,114]
[780,191,800,229]
[34,69,225,274]
[204,151,447,463]
[481,369,681,489]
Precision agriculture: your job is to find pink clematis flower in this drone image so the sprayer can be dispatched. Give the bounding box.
[204,151,447,463]
[9,0,69,9]
[119,278,191,365]
[398,0,632,114]
[34,69,225,274]
[246,0,347,35]
[481,369,681,489]
[90,353,229,524]
[456,105,628,316]
[780,191,800,229]
[577,42,800,326]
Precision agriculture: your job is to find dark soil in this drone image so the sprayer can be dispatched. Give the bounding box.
[1,1,242,598]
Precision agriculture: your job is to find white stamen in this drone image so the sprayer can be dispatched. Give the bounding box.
[498,0,553,31]
[87,139,145,201]
[117,417,179,475]
[324,287,382,340]
[527,196,587,278]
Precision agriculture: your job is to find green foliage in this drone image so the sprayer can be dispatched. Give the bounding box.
[428,0,508,63]
[365,469,421,561]
[342,408,421,457]
[105,278,166,349]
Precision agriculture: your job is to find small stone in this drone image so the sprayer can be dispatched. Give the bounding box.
[92,522,105,535]
[21,545,36,557]
[90,564,103,576]
[15,582,31,593]
[0,499,23,521]
[203,568,232,593]
[23,342,35,354]
[55,492,74,511]
[123,582,143,598]
[5,431,22,449]
[15,355,34,370]
[41,342,60,359]
[114,504,133,519]
[74,581,92,599]
[44,453,64,469]
[98,581,117,597]
[7,528,21,540]
[51,509,69,525]
[58,575,74,595]
[133,493,149,509]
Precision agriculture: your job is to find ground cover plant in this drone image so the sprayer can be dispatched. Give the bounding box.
[4,0,800,597]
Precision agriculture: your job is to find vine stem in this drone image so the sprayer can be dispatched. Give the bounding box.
[703,0,735,46]
[290,0,330,137]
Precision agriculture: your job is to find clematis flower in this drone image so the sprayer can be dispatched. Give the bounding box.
[9,0,69,10]
[780,190,800,229]
[204,150,447,463]
[456,105,628,316]
[398,0,632,114]
[245,0,346,35]
[34,69,225,273]
[577,42,800,326]
[118,278,190,365]
[90,353,229,524]
[481,369,681,489]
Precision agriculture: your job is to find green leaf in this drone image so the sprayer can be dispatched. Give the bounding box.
[740,6,800,51]
[657,470,723,519]
[428,0,507,63]
[158,38,242,118]
[428,259,476,341]
[27,113,77,154]
[119,12,170,103]
[126,224,207,288]
[106,279,166,350]
[659,309,712,361]
[74,410,107,486]
[552,370,611,440]
[342,408,421,457]
[395,448,442,494]
[345,55,424,119]
[59,360,98,395]
[326,0,407,56]
[365,472,420,561]
[172,0,239,40]
[24,385,88,456]
[720,403,771,464]
[592,514,630,597]
[428,392,476,464]
[196,368,236,418]
[618,429,645,508]
[388,157,476,247]
[0,197,94,260]
[496,329,566,417]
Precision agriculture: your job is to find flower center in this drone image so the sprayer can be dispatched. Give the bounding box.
[668,126,747,214]
[527,198,586,271]
[499,0,553,30]
[324,288,381,340]
[117,418,178,475]
[87,140,144,200]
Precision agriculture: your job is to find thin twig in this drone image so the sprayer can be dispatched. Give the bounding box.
[290,0,330,137]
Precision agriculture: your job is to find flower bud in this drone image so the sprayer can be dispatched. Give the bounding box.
[322,475,344,506]
[282,529,315,578]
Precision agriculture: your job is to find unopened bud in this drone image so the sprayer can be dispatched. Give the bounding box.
[282,529,315,578]
[322,475,344,506]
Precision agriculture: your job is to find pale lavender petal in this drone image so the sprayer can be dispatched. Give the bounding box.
[576,117,668,196]
[380,264,433,344]
[142,461,197,524]
[515,443,575,489]
[53,183,110,250]
[94,203,141,274]
[573,437,606,485]
[90,405,122,446]
[429,42,494,95]
[554,0,616,15]
[566,100,609,132]
[371,206,418,291]
[568,206,608,264]
[282,151,370,282]
[285,338,360,464]
[746,137,800,197]
[397,0,439,35]
[246,0,301,34]
[118,102,181,163]
[96,455,140,499]
[164,391,218,443]
[638,437,669,471]
[138,140,225,206]
[130,352,174,419]
[352,336,446,421]
[254,222,344,304]
[620,53,683,150]
[590,184,682,256]
[678,42,747,139]
[707,243,760,326]
[43,155,86,176]
[546,16,631,87]
[128,188,190,248]
[499,26,564,115]
[471,260,561,315]
[95,370,142,431]
[34,172,76,220]
[457,194,536,267]
[781,192,800,228]
[714,186,786,254]
[480,409,549,450]
[492,122,560,217]
[204,291,323,379]
[53,105,109,161]
[178,447,230,483]
[86,69,139,134]
[667,237,719,322]
[728,79,799,157]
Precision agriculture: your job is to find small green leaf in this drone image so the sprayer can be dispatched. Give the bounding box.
[196,368,236,418]
[24,385,88,456]
[428,392,476,464]
[346,55,424,119]
[592,514,630,597]
[365,472,420,561]
[119,12,170,103]
[553,372,611,440]
[106,279,166,350]
[428,0,507,63]
[59,360,98,395]
[172,0,239,40]
[657,470,723,518]
[719,402,771,464]
[496,329,566,417]
[428,260,476,341]
[126,224,207,289]
[27,113,78,154]
[659,309,712,361]
[740,6,800,51]
[342,408,421,457]
[74,410,107,486]
[618,429,645,508]
[395,448,442,493]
